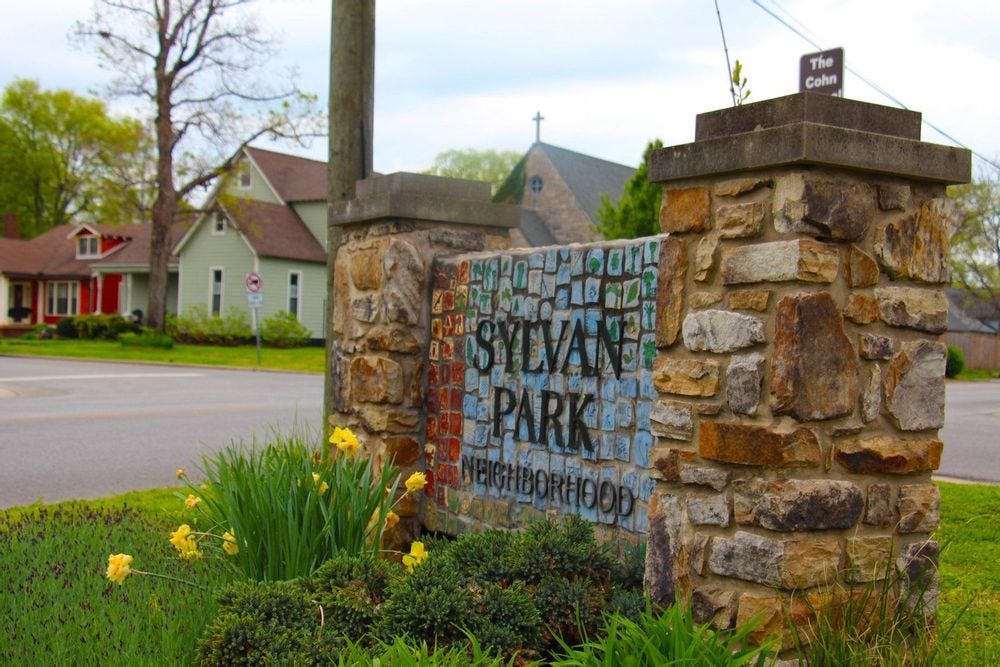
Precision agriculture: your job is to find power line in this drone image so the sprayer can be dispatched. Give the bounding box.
[751,0,1000,175]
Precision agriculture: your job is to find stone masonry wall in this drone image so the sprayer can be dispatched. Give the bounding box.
[645,165,953,646]
[327,174,514,546]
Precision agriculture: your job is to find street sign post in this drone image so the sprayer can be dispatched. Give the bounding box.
[799,48,844,97]
[245,272,263,365]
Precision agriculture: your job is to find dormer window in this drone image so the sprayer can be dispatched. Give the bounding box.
[77,236,99,258]
[212,212,226,235]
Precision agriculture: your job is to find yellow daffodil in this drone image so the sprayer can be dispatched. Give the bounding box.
[222,531,239,556]
[404,471,427,494]
[169,524,201,560]
[318,481,329,496]
[106,553,133,585]
[384,511,400,530]
[402,541,427,573]
[312,472,320,484]
[175,468,186,479]
[184,494,201,509]
[169,524,193,550]
[329,426,361,457]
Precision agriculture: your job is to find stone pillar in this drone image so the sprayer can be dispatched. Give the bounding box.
[644,93,970,646]
[328,173,518,537]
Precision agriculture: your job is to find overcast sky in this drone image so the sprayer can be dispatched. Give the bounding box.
[3,0,998,177]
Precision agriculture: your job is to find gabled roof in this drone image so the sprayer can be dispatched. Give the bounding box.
[219,198,326,263]
[244,146,327,202]
[495,143,635,223]
[537,143,635,223]
[0,223,182,278]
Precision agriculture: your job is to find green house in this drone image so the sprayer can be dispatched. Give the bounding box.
[174,147,328,338]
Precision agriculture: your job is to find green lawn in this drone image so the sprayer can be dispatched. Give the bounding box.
[0,337,324,373]
[0,481,996,665]
[934,481,1000,665]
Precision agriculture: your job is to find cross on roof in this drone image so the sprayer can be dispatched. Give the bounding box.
[533,111,544,143]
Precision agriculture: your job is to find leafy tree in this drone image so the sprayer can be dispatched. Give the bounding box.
[595,139,663,240]
[949,171,1000,327]
[0,79,151,238]
[75,0,322,330]
[423,148,522,194]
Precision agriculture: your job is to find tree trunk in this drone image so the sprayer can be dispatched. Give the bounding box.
[324,0,376,425]
[147,64,176,332]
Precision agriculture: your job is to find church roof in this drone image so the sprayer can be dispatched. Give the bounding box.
[536,143,635,223]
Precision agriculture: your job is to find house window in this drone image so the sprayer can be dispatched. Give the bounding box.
[210,268,223,316]
[46,281,79,316]
[529,175,543,193]
[288,272,301,318]
[77,236,99,258]
[212,212,226,235]
[236,160,252,189]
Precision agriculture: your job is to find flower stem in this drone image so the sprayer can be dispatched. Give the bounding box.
[132,569,209,591]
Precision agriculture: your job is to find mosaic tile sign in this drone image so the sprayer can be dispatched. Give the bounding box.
[426,237,666,534]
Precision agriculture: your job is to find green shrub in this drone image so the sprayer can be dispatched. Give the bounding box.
[119,328,174,349]
[72,313,133,340]
[167,305,253,345]
[190,426,400,581]
[549,601,776,666]
[260,310,311,348]
[305,551,402,646]
[196,580,323,666]
[55,316,78,338]
[472,582,543,655]
[378,550,477,648]
[946,344,966,378]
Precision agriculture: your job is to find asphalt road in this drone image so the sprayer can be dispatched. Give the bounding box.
[0,356,323,508]
[938,380,1000,483]
[0,357,996,508]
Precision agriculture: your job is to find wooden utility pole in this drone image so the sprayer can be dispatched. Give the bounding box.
[325,0,376,425]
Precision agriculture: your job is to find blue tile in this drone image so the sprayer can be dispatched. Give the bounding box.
[616,434,631,461]
[463,393,478,418]
[634,430,652,467]
[601,401,617,431]
[500,255,512,277]
[529,252,545,269]
[600,433,615,459]
[585,277,602,304]
[545,249,558,272]
[513,260,528,289]
[570,250,584,276]
[636,400,652,431]
[556,263,571,286]
[619,376,638,398]
[601,377,620,401]
[616,400,634,429]
[643,238,660,264]
[622,278,641,308]
[556,286,570,309]
[570,280,584,305]
[607,248,624,276]
[641,268,657,298]
[586,248,605,275]
[639,369,655,398]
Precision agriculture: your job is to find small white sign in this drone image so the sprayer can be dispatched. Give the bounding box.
[247,292,264,308]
